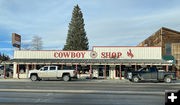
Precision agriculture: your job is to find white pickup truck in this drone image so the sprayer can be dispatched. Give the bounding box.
[28,66,77,81]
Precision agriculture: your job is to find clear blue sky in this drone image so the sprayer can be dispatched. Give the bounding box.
[0,0,180,58]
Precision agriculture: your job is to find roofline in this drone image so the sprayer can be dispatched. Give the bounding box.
[137,27,180,46]
[161,27,180,34]
[14,46,161,52]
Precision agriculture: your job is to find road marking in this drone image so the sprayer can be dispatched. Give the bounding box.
[0,89,164,95]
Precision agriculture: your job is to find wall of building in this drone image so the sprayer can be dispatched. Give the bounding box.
[138,27,180,78]
[138,29,162,47]
[161,29,180,55]
[14,46,162,60]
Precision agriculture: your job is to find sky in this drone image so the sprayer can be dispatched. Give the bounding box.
[0,0,180,58]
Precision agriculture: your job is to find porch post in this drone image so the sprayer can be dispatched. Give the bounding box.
[61,64,63,70]
[90,65,92,80]
[26,64,29,78]
[3,63,6,79]
[17,64,19,79]
[119,64,121,80]
[105,64,106,79]
[76,64,77,72]
[166,65,168,72]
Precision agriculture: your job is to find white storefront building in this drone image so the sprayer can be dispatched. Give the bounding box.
[3,46,172,79]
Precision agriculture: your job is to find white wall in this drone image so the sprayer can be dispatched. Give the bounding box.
[14,46,162,59]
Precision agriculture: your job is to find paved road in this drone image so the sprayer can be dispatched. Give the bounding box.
[0,80,179,105]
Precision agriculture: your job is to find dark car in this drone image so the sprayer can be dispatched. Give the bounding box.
[127,67,177,83]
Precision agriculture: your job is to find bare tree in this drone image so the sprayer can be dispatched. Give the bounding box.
[31,35,43,50]
[22,43,32,50]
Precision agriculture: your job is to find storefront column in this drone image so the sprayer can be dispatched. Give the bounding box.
[90,65,92,80]
[26,64,29,78]
[76,64,77,72]
[105,64,106,79]
[3,63,6,79]
[17,64,19,79]
[32,64,34,69]
[13,63,17,78]
[135,64,137,71]
[34,64,36,69]
[119,64,121,80]
[166,65,169,72]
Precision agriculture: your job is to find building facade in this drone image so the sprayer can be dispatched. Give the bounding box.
[3,46,171,79]
[138,27,180,78]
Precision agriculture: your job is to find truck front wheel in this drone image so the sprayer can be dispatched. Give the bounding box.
[132,76,139,83]
[31,75,38,81]
[164,76,172,83]
[63,75,70,81]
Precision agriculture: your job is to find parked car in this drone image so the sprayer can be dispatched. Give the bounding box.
[127,67,177,83]
[28,66,77,81]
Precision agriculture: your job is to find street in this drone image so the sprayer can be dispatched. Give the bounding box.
[0,80,179,105]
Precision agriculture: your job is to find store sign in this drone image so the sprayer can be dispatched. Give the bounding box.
[54,52,86,58]
[14,47,162,59]
[12,33,21,48]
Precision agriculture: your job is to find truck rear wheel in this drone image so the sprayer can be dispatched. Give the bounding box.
[132,76,139,83]
[164,76,172,83]
[31,75,38,81]
[63,75,70,81]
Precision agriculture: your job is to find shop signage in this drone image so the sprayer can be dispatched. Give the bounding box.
[54,52,86,58]
[12,33,21,48]
[14,46,161,59]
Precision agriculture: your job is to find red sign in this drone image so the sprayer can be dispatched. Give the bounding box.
[101,52,122,58]
[54,52,86,58]
[127,49,134,58]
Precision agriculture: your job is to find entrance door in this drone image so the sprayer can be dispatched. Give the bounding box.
[99,68,104,77]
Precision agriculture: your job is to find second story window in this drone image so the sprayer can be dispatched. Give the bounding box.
[165,44,171,55]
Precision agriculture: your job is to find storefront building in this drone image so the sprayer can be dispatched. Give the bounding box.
[3,46,172,79]
[138,27,180,78]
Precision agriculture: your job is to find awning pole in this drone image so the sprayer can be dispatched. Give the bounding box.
[119,64,121,80]
[105,64,106,79]
[90,65,92,80]
[166,65,168,72]
[76,64,77,72]
[17,64,19,79]
[3,63,6,79]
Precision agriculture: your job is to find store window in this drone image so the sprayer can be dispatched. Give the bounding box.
[19,65,26,73]
[165,44,171,55]
[63,66,75,70]
[79,66,90,74]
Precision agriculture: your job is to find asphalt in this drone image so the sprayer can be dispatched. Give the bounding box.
[0,79,179,105]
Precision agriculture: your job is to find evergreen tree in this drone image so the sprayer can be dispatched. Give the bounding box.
[63,5,89,50]
[0,53,10,61]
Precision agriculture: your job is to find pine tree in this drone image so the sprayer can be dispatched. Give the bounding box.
[63,5,89,50]
[0,53,10,61]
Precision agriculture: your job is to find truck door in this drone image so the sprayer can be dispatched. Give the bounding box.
[140,68,151,79]
[47,66,57,77]
[38,66,49,77]
[150,67,158,80]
